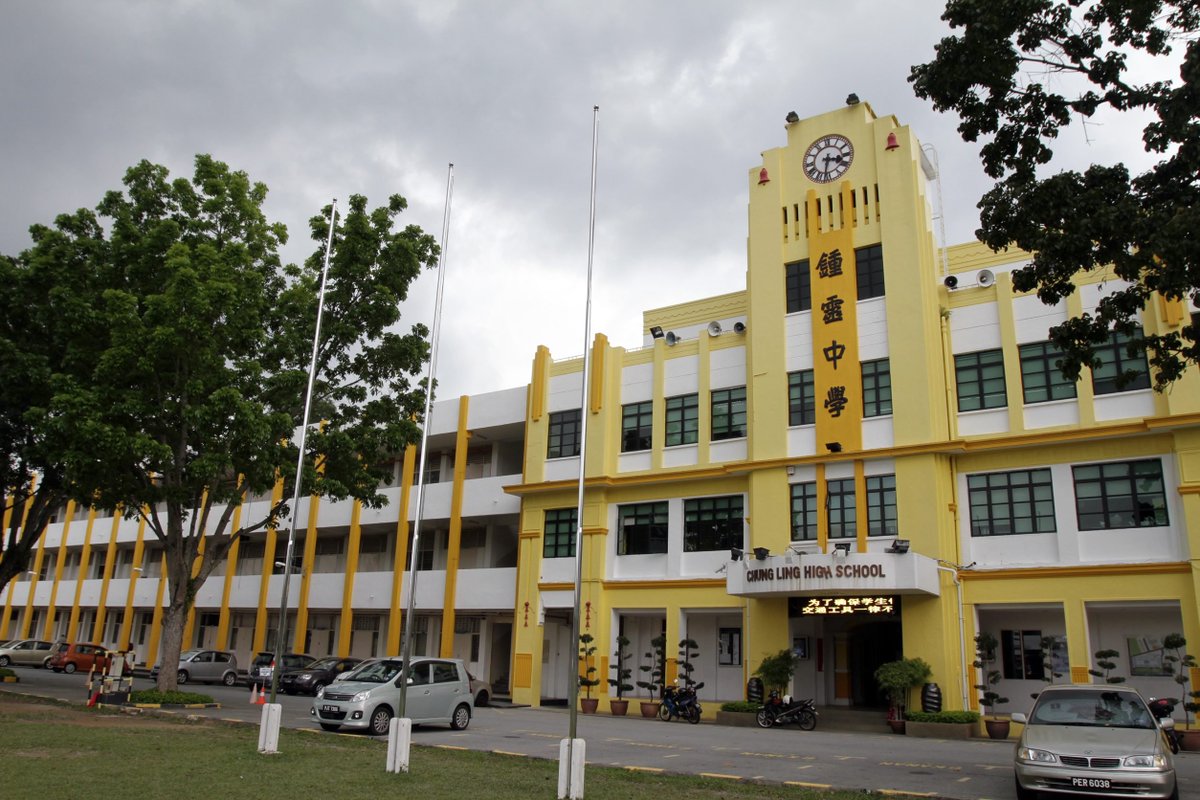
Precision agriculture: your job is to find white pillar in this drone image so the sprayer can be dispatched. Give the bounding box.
[557,737,586,799]
[387,717,413,773]
[257,703,282,753]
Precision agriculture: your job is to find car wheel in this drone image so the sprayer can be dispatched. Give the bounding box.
[450,703,471,730]
[312,682,326,696]
[475,690,489,708]
[797,710,817,731]
[42,657,53,669]
[177,670,189,685]
[369,705,394,736]
[0,655,10,667]
[64,663,77,674]
[319,723,341,732]
[1014,776,1037,800]
[222,671,236,687]
[756,708,774,728]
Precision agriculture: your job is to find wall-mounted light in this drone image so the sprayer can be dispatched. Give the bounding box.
[753,547,770,561]
[786,111,800,124]
[886,538,911,554]
[730,547,744,562]
[649,326,664,339]
[846,93,860,105]
[833,542,852,556]
[825,442,843,453]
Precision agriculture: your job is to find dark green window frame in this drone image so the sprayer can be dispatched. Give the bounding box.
[683,495,744,552]
[968,468,1056,536]
[1073,459,1168,530]
[955,349,1007,411]
[1019,341,1076,404]
[665,394,699,446]
[785,259,811,313]
[861,358,892,417]
[827,478,856,538]
[621,401,653,452]
[543,508,577,558]
[866,474,897,537]
[1091,330,1151,395]
[855,244,885,300]
[711,386,747,441]
[787,370,816,426]
[547,409,581,458]
[617,501,669,555]
[790,482,818,541]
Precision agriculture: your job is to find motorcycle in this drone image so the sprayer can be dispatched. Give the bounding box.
[756,689,818,730]
[659,681,704,724]
[1149,696,1181,754]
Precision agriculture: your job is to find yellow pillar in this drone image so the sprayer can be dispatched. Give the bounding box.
[41,500,76,640]
[145,551,168,666]
[117,512,148,650]
[386,445,418,655]
[1063,598,1092,684]
[251,479,285,653]
[91,511,123,642]
[293,492,321,653]
[440,396,471,657]
[19,530,47,638]
[66,505,98,641]
[181,535,207,648]
[215,497,245,650]
[336,501,363,656]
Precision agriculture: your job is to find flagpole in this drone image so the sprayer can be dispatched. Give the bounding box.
[399,163,455,721]
[561,105,599,800]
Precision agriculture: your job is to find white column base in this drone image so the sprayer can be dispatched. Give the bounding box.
[257,702,282,753]
[557,737,586,799]
[387,717,413,773]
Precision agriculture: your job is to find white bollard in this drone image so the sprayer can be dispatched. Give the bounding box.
[257,702,282,753]
[386,717,413,773]
[557,737,586,799]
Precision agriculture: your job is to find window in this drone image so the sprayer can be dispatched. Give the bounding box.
[855,244,885,300]
[788,370,816,426]
[621,401,653,452]
[866,474,897,537]
[617,502,668,555]
[543,508,577,559]
[1092,330,1151,394]
[547,409,581,458]
[665,394,699,446]
[711,387,747,440]
[1001,629,1050,680]
[1019,341,1076,404]
[967,469,1056,536]
[790,482,818,541]
[827,478,856,538]
[1073,459,1168,530]
[955,349,1007,411]
[861,359,892,417]
[683,495,744,552]
[785,259,811,313]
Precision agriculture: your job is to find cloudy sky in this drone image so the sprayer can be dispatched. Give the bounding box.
[0,1,1169,401]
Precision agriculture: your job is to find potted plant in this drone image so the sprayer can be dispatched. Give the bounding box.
[636,633,667,718]
[874,657,932,733]
[1088,648,1126,684]
[608,635,633,716]
[974,632,1010,739]
[1030,635,1065,699]
[578,633,600,713]
[677,637,699,689]
[754,648,801,696]
[1163,634,1200,750]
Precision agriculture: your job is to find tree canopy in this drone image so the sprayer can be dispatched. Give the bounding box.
[3,154,438,689]
[911,0,1200,389]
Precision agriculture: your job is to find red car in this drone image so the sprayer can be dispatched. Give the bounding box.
[47,642,111,674]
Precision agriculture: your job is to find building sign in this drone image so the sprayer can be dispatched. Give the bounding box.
[725,552,940,598]
[807,184,863,452]
[799,596,895,616]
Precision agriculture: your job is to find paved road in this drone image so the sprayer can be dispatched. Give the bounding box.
[6,666,1198,800]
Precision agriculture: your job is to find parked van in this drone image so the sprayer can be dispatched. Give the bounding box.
[47,642,110,674]
[310,656,473,735]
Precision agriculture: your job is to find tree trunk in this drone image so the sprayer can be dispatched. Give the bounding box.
[155,602,187,693]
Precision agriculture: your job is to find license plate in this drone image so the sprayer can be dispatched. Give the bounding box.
[261,667,273,677]
[321,704,339,713]
[1071,777,1111,789]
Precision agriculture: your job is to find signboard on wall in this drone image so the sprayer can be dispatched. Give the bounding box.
[725,552,940,598]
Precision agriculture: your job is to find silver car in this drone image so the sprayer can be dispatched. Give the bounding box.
[311,656,473,735]
[1013,684,1177,800]
[150,649,239,686]
[0,639,55,668]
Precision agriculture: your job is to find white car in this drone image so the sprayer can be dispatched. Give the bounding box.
[311,656,473,735]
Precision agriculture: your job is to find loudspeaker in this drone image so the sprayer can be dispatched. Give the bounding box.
[977,269,995,288]
[943,275,959,290]
[733,321,746,334]
[707,321,722,337]
[665,331,680,346]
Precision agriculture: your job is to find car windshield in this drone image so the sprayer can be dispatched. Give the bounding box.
[349,659,403,683]
[1030,689,1156,729]
[308,657,340,670]
[180,649,201,660]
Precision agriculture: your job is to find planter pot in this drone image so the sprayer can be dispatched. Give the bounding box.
[1179,729,1200,751]
[887,719,906,734]
[984,718,1011,740]
[640,701,661,718]
[580,698,599,714]
[906,720,974,740]
[609,699,629,716]
[715,710,759,728]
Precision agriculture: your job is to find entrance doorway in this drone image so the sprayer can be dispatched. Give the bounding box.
[848,619,901,707]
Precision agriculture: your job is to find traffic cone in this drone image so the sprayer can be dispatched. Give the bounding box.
[249,685,259,704]
[257,686,266,705]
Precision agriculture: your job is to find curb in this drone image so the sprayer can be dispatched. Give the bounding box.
[128,702,222,709]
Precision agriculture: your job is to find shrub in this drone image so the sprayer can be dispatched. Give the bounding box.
[637,634,667,700]
[905,710,980,724]
[874,657,932,715]
[608,635,633,700]
[753,649,801,693]
[578,634,600,699]
[0,667,15,678]
[129,689,215,705]
[719,701,760,713]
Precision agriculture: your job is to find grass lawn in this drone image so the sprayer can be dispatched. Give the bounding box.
[0,695,882,800]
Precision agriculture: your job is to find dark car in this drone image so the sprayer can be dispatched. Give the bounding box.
[279,656,363,696]
[248,651,313,692]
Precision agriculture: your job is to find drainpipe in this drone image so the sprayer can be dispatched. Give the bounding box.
[936,561,972,711]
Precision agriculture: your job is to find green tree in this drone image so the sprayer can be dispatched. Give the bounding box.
[911,1,1200,388]
[6,155,438,691]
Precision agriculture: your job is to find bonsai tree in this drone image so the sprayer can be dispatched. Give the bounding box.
[677,638,699,689]
[754,648,802,695]
[1031,635,1065,699]
[974,632,1009,719]
[637,633,667,701]
[578,633,600,700]
[1163,634,1198,726]
[608,635,633,700]
[874,657,933,718]
[1089,648,1126,684]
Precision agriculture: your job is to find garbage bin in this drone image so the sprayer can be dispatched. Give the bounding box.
[747,677,764,704]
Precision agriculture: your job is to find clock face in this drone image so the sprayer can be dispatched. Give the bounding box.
[803,134,854,183]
